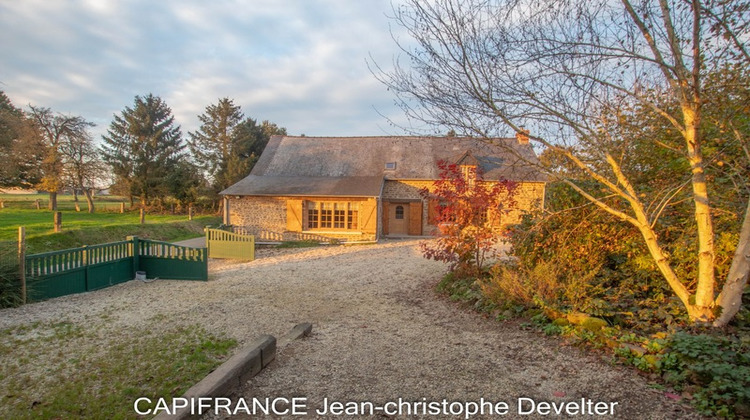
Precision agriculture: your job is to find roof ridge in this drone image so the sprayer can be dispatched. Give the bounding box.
[280,135,517,141]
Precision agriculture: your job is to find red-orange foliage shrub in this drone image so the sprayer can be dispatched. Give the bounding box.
[420,160,517,276]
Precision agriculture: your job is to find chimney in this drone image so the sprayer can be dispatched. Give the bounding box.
[516,129,530,145]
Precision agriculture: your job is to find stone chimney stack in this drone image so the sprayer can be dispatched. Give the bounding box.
[516,129,530,145]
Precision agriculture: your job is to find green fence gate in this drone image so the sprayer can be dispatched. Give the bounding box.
[24,236,207,302]
[205,228,255,260]
[135,237,208,281]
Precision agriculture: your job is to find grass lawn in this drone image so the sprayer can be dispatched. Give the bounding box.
[0,195,221,253]
[0,321,236,419]
[1,209,220,254]
[0,193,125,212]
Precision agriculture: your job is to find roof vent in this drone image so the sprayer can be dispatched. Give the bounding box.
[385,162,397,170]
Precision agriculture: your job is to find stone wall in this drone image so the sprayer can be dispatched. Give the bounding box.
[509,182,545,224]
[227,196,376,242]
[228,196,287,233]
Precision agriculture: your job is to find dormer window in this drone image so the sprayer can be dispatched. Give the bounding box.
[460,165,477,186]
[454,150,479,186]
[385,162,397,170]
[460,165,476,179]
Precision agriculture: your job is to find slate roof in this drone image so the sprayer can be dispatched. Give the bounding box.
[221,175,384,197]
[221,136,546,197]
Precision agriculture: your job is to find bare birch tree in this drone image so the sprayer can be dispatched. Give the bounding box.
[374,0,750,325]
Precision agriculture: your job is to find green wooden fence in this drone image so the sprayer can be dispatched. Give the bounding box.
[25,236,207,302]
[206,228,254,260]
[136,237,208,280]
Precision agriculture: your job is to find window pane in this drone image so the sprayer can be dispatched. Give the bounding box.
[307,202,319,229]
[477,209,488,225]
[320,202,332,228]
[395,205,404,220]
[334,203,346,229]
[305,202,363,230]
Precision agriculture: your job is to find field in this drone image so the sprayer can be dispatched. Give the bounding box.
[0,194,220,253]
[0,193,125,212]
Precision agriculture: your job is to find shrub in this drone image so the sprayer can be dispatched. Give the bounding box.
[480,259,607,320]
[481,262,561,311]
[502,182,703,331]
[420,160,517,276]
[665,333,750,418]
[436,271,499,313]
[610,330,750,418]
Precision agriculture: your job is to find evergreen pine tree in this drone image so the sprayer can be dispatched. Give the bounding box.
[188,98,285,193]
[101,94,185,206]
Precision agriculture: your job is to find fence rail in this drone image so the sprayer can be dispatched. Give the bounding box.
[24,236,207,302]
[138,239,205,261]
[25,240,132,277]
[230,226,332,243]
[26,247,86,277]
[206,228,254,260]
[88,241,131,265]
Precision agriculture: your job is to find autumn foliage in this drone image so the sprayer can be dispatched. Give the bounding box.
[419,160,517,275]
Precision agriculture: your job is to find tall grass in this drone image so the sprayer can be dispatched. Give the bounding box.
[0,241,21,308]
[480,261,602,318]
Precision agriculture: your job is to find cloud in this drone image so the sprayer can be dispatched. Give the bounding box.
[0,0,410,141]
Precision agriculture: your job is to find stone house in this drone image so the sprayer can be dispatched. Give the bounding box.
[220,135,546,242]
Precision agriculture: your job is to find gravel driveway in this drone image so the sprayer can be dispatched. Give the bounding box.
[0,239,699,419]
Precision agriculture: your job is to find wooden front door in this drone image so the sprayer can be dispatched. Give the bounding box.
[388,203,409,235]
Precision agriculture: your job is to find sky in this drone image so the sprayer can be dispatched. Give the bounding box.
[0,0,415,142]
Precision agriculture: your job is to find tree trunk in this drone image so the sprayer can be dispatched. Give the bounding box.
[627,189,719,322]
[48,191,57,211]
[713,199,750,326]
[684,107,717,322]
[84,188,95,213]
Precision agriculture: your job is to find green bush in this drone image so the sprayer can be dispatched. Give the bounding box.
[610,331,750,418]
[476,181,749,417]
[665,333,750,418]
[436,271,500,313]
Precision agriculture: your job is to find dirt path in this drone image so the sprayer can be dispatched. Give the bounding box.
[0,240,699,419]
[209,240,698,419]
